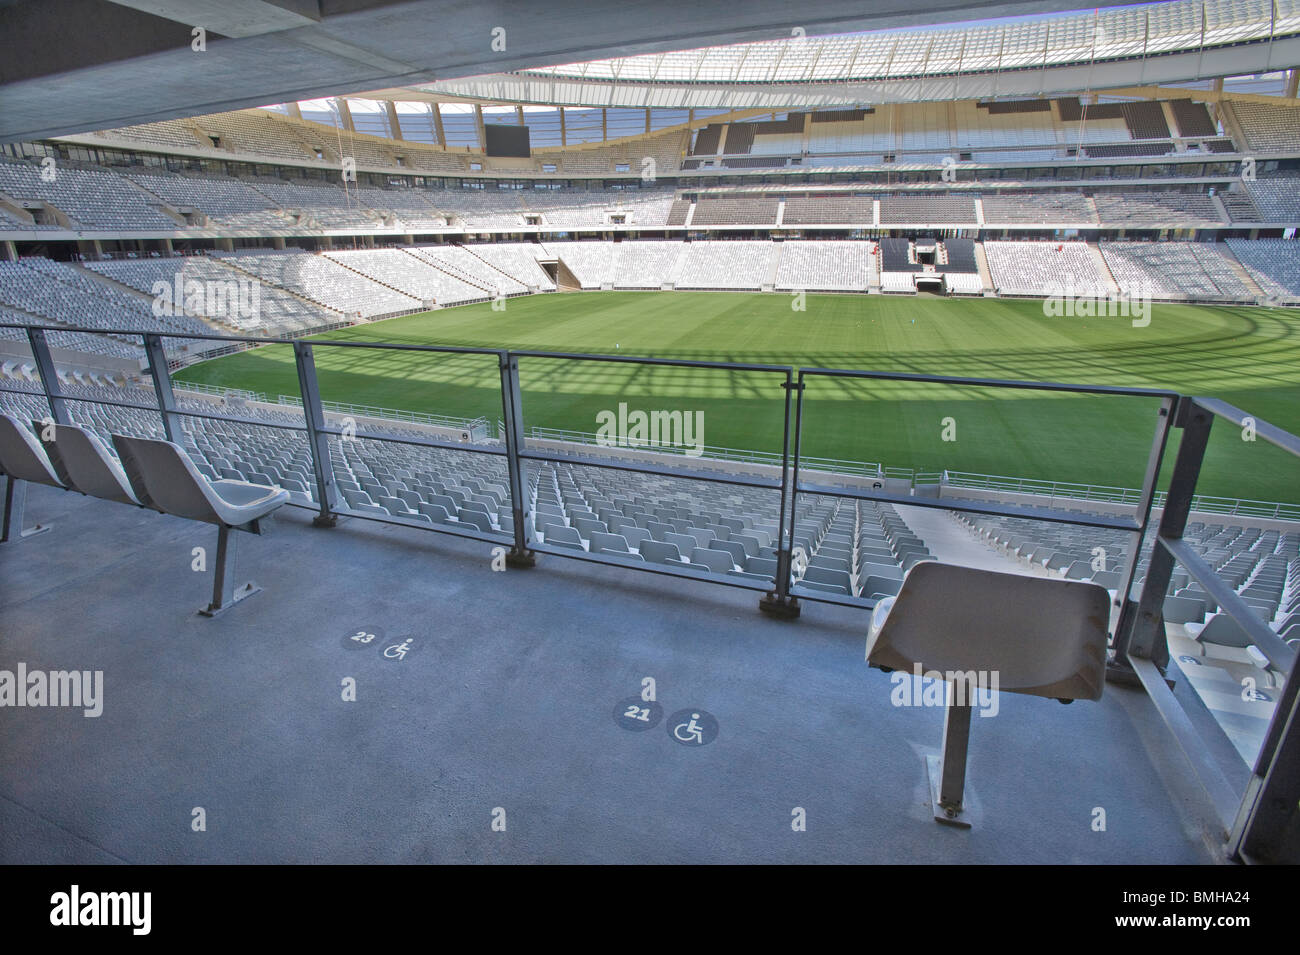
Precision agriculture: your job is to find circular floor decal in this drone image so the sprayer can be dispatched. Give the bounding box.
[613,697,663,732]
[666,708,718,747]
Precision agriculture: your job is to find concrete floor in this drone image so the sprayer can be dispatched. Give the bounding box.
[0,482,1228,864]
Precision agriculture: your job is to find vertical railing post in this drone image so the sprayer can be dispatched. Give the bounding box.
[1108,395,1176,669]
[1114,398,1212,664]
[143,333,183,442]
[760,369,801,619]
[498,352,535,568]
[1229,662,1300,863]
[293,341,339,527]
[25,327,67,425]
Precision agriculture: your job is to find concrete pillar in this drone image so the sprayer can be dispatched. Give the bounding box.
[386,101,403,140]
[431,103,446,147]
[334,98,356,132]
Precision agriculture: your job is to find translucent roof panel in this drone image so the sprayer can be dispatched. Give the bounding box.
[512,0,1295,85]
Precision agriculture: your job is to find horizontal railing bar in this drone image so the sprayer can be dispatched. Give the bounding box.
[1193,397,1300,459]
[797,477,1142,530]
[511,349,794,373]
[800,366,1179,399]
[518,447,784,490]
[789,585,881,610]
[315,425,507,457]
[0,320,507,356]
[1160,537,1298,671]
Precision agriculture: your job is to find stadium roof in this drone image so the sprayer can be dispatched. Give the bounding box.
[414,0,1300,107]
[0,0,1230,142]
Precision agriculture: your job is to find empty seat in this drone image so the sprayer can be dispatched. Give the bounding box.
[865,562,1109,828]
[689,547,735,573]
[0,412,66,541]
[42,423,140,507]
[112,434,289,616]
[639,540,683,564]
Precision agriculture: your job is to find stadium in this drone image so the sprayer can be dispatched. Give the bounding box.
[0,0,1297,875]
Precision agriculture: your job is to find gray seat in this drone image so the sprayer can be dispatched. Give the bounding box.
[589,531,631,553]
[1191,614,1253,653]
[708,539,747,566]
[866,562,1109,828]
[417,502,455,524]
[638,540,682,564]
[689,547,735,573]
[860,575,903,599]
[457,510,496,534]
[0,412,66,541]
[112,434,289,617]
[1162,594,1206,625]
[43,423,141,507]
[542,524,584,550]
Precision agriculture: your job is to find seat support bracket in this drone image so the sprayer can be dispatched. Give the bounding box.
[929,693,974,829]
[1,477,51,542]
[199,524,263,617]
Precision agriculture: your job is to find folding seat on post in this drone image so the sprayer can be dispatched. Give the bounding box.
[112,434,289,617]
[0,413,67,541]
[866,562,1109,828]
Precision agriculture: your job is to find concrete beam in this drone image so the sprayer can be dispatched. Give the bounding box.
[104,0,321,38]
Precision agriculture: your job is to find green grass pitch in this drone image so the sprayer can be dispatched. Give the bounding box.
[174,291,1300,504]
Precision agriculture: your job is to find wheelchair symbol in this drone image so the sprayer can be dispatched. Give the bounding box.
[667,707,717,747]
[383,639,413,660]
[674,713,705,744]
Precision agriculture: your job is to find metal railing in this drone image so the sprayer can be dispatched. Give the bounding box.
[935,469,1300,520]
[275,394,489,437]
[173,381,268,402]
[0,317,1297,861]
[524,425,883,476]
